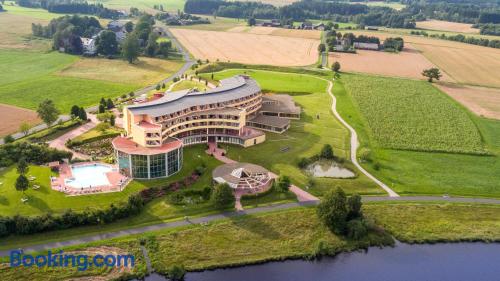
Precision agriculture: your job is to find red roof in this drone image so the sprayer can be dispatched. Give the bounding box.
[138,121,161,129]
[112,137,182,155]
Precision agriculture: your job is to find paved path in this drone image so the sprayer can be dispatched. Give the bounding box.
[0,115,71,145]
[48,114,98,160]
[3,196,500,257]
[325,79,399,197]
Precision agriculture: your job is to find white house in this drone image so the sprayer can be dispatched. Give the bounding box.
[81,37,97,55]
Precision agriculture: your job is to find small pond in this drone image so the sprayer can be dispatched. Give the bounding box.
[307,161,355,178]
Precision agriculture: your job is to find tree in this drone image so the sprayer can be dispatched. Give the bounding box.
[276,175,291,192]
[248,17,256,26]
[106,98,114,109]
[19,123,31,136]
[320,144,334,159]
[318,43,326,52]
[317,187,348,234]
[110,114,116,126]
[157,41,171,58]
[70,105,80,118]
[96,30,118,56]
[346,219,367,240]
[15,174,29,198]
[37,99,59,127]
[145,32,159,57]
[332,61,341,72]
[78,107,87,121]
[124,21,134,33]
[347,194,362,220]
[17,158,29,175]
[98,104,106,113]
[422,68,442,82]
[122,34,140,64]
[211,183,235,209]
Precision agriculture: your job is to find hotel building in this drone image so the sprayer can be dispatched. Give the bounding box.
[112,75,300,179]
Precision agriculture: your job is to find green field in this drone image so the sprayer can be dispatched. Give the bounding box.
[1,1,62,20]
[366,203,500,243]
[93,0,186,12]
[341,74,485,154]
[334,73,500,197]
[202,69,383,196]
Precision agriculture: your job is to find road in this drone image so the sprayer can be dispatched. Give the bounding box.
[2,196,500,257]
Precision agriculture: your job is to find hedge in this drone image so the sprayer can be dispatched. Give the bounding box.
[67,132,121,148]
[197,62,329,77]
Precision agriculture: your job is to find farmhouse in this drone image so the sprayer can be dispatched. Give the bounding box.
[113,75,300,179]
[81,37,97,55]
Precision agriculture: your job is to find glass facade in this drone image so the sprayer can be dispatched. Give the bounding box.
[149,153,166,178]
[117,151,131,176]
[167,149,179,176]
[131,154,149,178]
[116,147,182,179]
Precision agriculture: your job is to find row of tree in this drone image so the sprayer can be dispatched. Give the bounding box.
[17,0,122,19]
[476,23,500,35]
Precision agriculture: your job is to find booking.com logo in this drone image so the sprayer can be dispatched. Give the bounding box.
[10,250,135,271]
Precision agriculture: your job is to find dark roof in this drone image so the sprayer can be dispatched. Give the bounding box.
[247,115,290,128]
[126,76,261,117]
[261,94,301,115]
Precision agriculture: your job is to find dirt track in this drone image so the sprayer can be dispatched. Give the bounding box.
[171,28,319,66]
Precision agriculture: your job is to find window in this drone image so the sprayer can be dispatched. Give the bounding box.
[167,149,179,176]
[131,154,148,178]
[149,153,166,178]
[117,151,131,176]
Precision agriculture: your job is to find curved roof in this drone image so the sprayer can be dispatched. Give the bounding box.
[212,162,270,189]
[127,76,260,118]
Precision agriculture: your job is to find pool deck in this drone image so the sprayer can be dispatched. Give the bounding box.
[51,162,130,196]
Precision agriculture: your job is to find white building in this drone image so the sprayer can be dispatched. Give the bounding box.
[81,37,97,55]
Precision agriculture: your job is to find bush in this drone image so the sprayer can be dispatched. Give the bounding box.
[347,219,367,240]
[359,147,371,162]
[317,187,348,235]
[167,192,185,205]
[320,144,334,159]
[211,183,235,209]
[166,265,186,281]
[276,175,291,192]
[0,142,72,167]
[297,157,311,169]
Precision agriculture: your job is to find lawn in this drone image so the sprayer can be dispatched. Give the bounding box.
[170,79,208,92]
[365,203,500,243]
[58,56,184,85]
[340,73,486,154]
[1,1,62,20]
[0,146,217,217]
[72,126,122,142]
[334,73,500,197]
[94,0,186,13]
[201,69,383,196]
[0,51,163,113]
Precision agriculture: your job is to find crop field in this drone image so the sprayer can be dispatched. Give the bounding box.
[230,0,299,7]
[340,73,486,154]
[228,26,322,39]
[0,104,40,137]
[416,20,479,34]
[201,69,383,196]
[171,28,319,66]
[58,57,184,85]
[436,83,500,120]
[351,30,500,88]
[328,44,450,80]
[0,12,51,50]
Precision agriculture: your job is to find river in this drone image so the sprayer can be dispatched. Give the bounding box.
[145,242,500,281]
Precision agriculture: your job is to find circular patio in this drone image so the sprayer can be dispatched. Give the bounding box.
[212,162,273,194]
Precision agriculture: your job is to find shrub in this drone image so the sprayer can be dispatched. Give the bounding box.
[347,219,367,240]
[359,147,371,162]
[297,157,311,169]
[168,193,185,205]
[276,175,291,192]
[166,265,186,281]
[3,135,15,144]
[320,144,334,159]
[317,187,348,235]
[211,183,235,209]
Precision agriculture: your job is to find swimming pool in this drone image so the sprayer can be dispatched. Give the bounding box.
[65,164,113,189]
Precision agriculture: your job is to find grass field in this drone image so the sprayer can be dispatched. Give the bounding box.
[334,74,500,197]
[0,50,185,113]
[1,1,62,20]
[58,57,184,85]
[201,69,383,196]
[171,28,319,66]
[366,203,500,243]
[0,104,40,137]
[341,73,485,154]
[416,20,479,34]
[364,1,406,10]
[93,0,185,13]
[170,79,208,91]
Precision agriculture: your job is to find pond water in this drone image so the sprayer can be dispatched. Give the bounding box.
[143,242,500,281]
[307,161,355,178]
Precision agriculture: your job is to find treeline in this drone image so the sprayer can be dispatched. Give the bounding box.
[185,0,278,19]
[17,0,122,19]
[353,8,416,28]
[0,142,72,168]
[411,30,500,49]
[475,23,500,35]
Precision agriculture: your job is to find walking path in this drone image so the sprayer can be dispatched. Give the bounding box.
[325,79,399,197]
[48,114,97,160]
[3,195,500,257]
